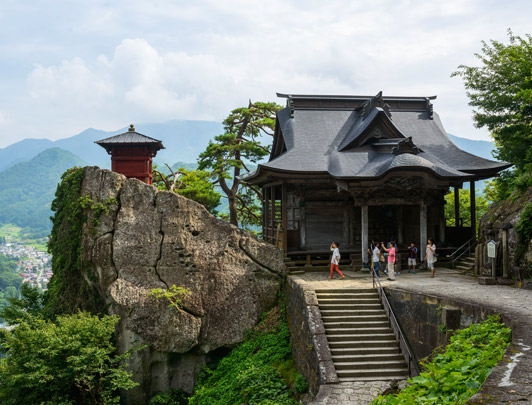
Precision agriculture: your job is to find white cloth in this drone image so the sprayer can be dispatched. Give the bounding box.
[387,262,395,280]
[408,258,417,266]
[331,247,340,264]
[426,244,437,264]
[372,247,380,262]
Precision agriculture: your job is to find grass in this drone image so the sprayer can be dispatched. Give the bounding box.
[0,224,48,252]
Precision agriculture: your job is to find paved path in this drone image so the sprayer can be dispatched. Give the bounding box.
[298,267,532,404]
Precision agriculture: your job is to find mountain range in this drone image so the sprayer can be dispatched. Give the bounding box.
[0,120,498,235]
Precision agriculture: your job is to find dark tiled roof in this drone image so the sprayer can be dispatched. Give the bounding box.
[242,94,511,184]
[95,126,165,150]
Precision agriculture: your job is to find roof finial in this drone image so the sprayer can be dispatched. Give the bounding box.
[129,124,135,132]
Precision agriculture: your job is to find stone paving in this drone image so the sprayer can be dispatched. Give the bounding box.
[296,267,532,404]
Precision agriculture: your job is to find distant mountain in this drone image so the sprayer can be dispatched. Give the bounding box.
[0,148,87,234]
[448,134,496,161]
[0,120,223,171]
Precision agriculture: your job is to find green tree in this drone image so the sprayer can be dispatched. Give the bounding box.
[444,189,489,231]
[0,312,137,404]
[198,101,282,227]
[452,30,532,199]
[153,164,221,213]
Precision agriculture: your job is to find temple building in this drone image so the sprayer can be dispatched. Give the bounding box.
[242,92,510,266]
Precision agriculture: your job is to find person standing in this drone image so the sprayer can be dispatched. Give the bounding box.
[382,242,396,281]
[330,242,344,280]
[372,242,381,278]
[368,239,376,271]
[426,238,437,278]
[407,241,418,274]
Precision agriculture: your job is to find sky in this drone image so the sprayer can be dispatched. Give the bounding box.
[0,0,531,148]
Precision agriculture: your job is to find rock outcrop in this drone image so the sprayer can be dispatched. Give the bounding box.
[78,167,285,403]
[478,186,532,284]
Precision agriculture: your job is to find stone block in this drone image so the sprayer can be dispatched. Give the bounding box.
[318,360,339,384]
[478,276,496,285]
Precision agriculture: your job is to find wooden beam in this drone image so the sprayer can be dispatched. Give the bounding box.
[281,183,288,253]
[470,181,476,238]
[420,200,427,262]
[361,205,369,265]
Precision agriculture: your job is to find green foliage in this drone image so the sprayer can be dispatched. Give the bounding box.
[153,166,221,214]
[453,30,532,199]
[45,167,102,316]
[150,389,189,405]
[79,195,118,227]
[0,311,138,404]
[189,302,298,405]
[0,253,23,314]
[0,283,43,324]
[444,189,489,229]
[373,315,511,405]
[147,285,190,310]
[0,147,87,233]
[294,374,309,394]
[198,101,282,227]
[515,203,532,243]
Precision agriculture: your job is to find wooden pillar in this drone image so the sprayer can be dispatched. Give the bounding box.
[281,183,288,253]
[420,200,427,262]
[361,205,369,266]
[502,229,509,278]
[454,186,460,227]
[439,204,446,243]
[343,206,349,247]
[396,206,403,245]
[470,181,476,238]
[300,192,306,248]
[270,186,275,244]
[263,187,268,242]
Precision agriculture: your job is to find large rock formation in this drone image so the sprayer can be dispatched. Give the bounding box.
[78,167,285,403]
[478,186,532,283]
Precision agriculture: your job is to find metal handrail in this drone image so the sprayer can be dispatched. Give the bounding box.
[449,236,477,269]
[372,269,420,377]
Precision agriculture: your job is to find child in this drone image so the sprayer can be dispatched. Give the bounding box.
[407,241,418,274]
[372,242,381,278]
[330,242,344,280]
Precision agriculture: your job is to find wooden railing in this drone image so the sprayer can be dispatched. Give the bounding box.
[372,269,420,377]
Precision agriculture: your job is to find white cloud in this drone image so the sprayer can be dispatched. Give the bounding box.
[1,0,532,147]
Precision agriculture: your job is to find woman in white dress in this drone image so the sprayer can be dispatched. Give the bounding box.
[426,238,437,278]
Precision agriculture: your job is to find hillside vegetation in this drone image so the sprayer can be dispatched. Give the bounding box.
[0,148,86,235]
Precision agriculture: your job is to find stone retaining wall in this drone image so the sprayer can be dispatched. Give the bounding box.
[286,276,338,395]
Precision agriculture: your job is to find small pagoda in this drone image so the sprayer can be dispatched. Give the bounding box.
[95,124,165,185]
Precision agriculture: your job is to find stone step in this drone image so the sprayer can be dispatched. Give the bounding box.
[330,346,401,356]
[321,314,388,322]
[329,340,399,349]
[334,360,407,371]
[317,298,382,305]
[325,327,393,336]
[315,288,377,294]
[336,367,408,379]
[316,293,380,299]
[338,375,408,382]
[320,309,386,317]
[456,264,474,271]
[323,320,390,329]
[319,303,383,310]
[332,353,404,363]
[327,333,396,343]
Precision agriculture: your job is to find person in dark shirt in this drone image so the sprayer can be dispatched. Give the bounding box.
[407,241,418,274]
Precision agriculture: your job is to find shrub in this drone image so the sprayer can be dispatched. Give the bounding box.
[373,315,511,405]
[0,312,137,404]
[294,373,309,394]
[189,302,297,405]
[150,389,189,405]
[515,203,532,243]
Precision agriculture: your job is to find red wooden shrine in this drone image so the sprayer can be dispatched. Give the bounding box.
[95,124,165,185]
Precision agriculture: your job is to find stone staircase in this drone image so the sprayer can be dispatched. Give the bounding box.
[316,288,409,382]
[454,253,476,274]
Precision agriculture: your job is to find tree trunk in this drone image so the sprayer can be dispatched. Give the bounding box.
[228,195,238,226]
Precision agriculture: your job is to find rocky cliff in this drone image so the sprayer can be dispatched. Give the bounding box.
[75,167,284,403]
[478,186,532,284]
